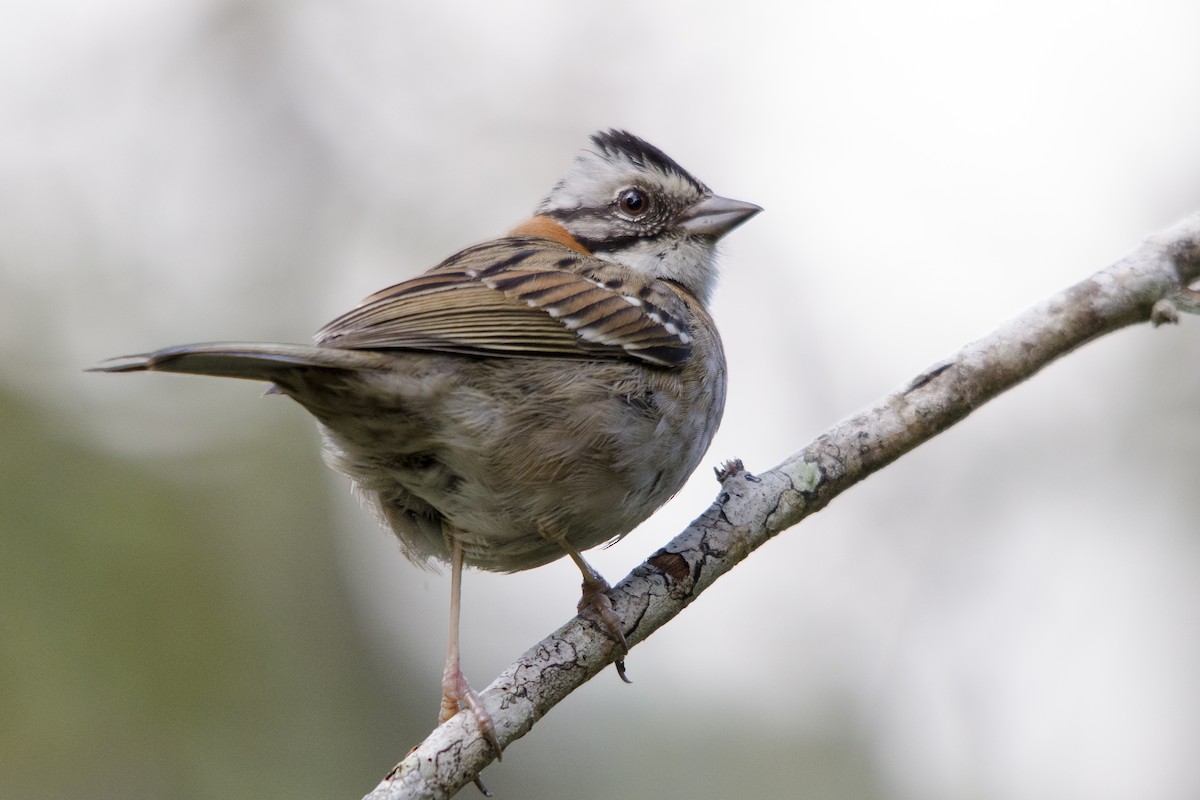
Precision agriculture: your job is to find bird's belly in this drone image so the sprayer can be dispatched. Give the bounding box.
[311,356,720,573]
[330,420,704,572]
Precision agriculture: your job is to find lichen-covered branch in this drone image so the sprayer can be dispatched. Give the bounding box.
[364,212,1200,800]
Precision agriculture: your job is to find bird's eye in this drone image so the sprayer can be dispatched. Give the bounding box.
[617,188,650,217]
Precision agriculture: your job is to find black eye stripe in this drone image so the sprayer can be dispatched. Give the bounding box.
[544,188,681,253]
[547,207,615,226]
[570,232,649,253]
[549,201,668,226]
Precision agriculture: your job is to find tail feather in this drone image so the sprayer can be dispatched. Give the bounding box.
[89,342,390,383]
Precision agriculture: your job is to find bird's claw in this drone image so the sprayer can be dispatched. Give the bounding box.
[577,571,631,680]
[440,667,502,760]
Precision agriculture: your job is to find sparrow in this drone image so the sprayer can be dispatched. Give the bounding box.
[93,130,760,760]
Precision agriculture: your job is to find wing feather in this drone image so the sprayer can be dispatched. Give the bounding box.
[315,239,693,366]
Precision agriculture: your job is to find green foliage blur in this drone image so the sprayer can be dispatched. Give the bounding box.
[0,389,424,799]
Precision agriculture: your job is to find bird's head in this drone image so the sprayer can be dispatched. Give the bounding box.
[536,130,761,304]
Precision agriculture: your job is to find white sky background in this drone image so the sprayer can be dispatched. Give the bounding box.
[4,1,1200,798]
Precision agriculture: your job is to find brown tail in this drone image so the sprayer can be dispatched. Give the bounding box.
[89,342,391,383]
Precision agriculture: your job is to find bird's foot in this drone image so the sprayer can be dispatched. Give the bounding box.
[440,665,502,760]
[577,569,631,682]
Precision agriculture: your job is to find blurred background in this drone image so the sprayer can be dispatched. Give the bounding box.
[3,1,1200,798]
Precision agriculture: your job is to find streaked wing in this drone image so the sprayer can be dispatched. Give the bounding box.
[315,238,693,367]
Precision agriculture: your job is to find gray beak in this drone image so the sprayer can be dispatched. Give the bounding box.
[676,194,763,238]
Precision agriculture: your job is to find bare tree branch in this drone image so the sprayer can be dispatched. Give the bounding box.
[363,212,1200,800]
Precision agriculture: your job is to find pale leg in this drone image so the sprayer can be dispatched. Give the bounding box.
[439,538,502,759]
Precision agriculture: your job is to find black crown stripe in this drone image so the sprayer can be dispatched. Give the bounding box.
[589,130,707,193]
